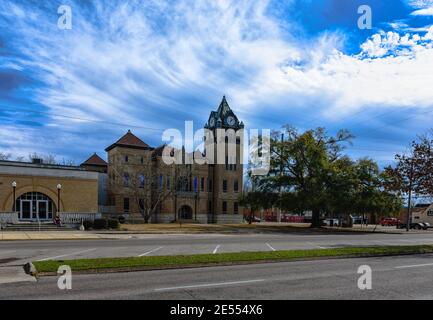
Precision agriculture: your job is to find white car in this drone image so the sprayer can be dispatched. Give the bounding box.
[322,219,340,227]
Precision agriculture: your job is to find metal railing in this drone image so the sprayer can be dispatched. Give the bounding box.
[59,212,101,225]
[0,212,19,224]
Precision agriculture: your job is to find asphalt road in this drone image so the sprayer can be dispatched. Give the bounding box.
[2,232,433,266]
[2,254,433,299]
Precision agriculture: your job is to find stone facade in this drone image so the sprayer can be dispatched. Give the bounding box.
[105,97,244,223]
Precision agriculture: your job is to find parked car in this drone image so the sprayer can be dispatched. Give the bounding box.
[321,219,340,227]
[244,216,262,223]
[265,215,277,222]
[351,216,369,225]
[397,222,429,230]
[379,217,400,226]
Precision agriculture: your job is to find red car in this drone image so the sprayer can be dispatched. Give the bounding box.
[379,217,400,226]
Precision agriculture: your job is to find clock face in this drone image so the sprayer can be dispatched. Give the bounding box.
[209,118,215,127]
[227,116,236,126]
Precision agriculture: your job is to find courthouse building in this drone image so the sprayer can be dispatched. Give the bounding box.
[0,97,244,224]
[105,96,244,223]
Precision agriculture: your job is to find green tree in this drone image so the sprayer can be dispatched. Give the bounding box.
[239,191,278,224]
[254,126,353,227]
[251,126,402,228]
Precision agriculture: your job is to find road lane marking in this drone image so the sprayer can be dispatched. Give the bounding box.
[266,243,276,251]
[395,263,433,269]
[213,245,220,254]
[154,279,265,292]
[373,240,391,245]
[36,248,97,261]
[307,242,328,249]
[138,247,163,257]
[0,250,16,256]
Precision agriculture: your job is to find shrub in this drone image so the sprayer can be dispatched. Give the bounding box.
[83,220,94,230]
[93,218,108,230]
[108,219,119,229]
[118,216,126,224]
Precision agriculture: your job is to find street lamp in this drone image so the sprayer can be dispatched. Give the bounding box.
[57,184,62,215]
[11,181,17,212]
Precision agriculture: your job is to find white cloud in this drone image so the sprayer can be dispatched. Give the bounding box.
[408,0,433,15]
[412,7,433,15]
[1,0,433,150]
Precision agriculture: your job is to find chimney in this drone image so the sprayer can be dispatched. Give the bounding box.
[32,158,43,164]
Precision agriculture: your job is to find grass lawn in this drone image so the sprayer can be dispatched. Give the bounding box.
[33,245,433,275]
[119,223,383,234]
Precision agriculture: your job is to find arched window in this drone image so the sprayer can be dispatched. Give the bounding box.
[15,192,55,221]
[123,173,130,187]
[139,175,145,188]
[179,205,193,220]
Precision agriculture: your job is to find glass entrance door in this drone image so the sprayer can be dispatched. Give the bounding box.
[16,192,55,222]
[37,200,49,220]
[20,200,32,220]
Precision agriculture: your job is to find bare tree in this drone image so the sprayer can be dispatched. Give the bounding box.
[109,157,174,223]
[28,152,57,164]
[384,134,433,230]
[0,152,11,160]
[60,158,76,166]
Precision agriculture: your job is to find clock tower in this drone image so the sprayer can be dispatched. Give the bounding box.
[205,96,244,131]
[204,96,244,223]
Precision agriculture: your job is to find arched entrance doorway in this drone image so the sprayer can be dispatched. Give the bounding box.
[179,205,193,220]
[15,192,55,221]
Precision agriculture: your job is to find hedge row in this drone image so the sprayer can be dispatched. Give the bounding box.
[83,218,119,230]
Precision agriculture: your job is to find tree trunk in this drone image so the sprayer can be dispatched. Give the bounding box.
[144,211,150,224]
[310,209,321,228]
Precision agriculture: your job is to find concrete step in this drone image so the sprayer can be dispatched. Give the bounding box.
[1,223,76,231]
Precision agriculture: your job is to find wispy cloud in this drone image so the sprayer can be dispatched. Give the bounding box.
[0,0,432,165]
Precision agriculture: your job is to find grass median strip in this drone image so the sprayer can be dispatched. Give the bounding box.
[33,245,433,275]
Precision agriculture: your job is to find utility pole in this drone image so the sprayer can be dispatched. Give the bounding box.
[278,133,284,223]
[406,160,414,232]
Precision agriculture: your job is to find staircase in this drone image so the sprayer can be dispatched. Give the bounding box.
[1,222,76,231]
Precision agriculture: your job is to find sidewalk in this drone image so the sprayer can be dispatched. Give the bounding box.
[0,231,129,241]
[0,224,418,241]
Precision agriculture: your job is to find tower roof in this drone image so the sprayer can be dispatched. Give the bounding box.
[80,153,107,167]
[216,95,232,118]
[105,130,151,152]
[206,96,244,129]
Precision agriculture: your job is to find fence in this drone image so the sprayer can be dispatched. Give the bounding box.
[59,212,102,225]
[0,212,19,224]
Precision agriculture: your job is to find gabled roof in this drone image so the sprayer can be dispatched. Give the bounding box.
[105,130,151,152]
[81,153,107,167]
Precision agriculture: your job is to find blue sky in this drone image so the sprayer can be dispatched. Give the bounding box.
[1,0,433,167]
